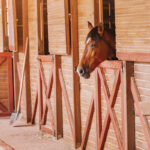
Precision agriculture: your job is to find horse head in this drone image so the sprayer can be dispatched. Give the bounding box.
[77,21,116,79]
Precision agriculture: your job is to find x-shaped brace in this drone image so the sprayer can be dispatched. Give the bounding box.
[97,68,123,150]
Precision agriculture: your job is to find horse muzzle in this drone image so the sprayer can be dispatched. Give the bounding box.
[76,66,90,79]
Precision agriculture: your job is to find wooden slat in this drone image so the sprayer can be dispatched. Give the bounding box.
[1,0,8,51]
[31,88,38,124]
[0,139,15,150]
[54,55,63,139]
[40,125,55,136]
[37,55,53,62]
[15,0,23,51]
[0,112,11,117]
[98,60,122,69]
[121,61,135,149]
[131,77,150,149]
[0,52,12,57]
[37,0,44,54]
[94,0,100,26]
[117,52,150,63]
[0,103,7,112]
[71,0,81,148]
[22,0,28,50]
[95,69,102,150]
[59,69,74,138]
[0,57,6,65]
[7,0,18,51]
[81,97,94,150]
[7,56,14,112]
[38,64,43,123]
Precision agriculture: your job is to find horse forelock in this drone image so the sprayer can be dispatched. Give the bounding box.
[86,26,101,42]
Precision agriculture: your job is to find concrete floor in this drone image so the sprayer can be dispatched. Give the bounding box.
[0,117,74,150]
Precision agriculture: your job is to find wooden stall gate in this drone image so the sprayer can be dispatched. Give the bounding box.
[81,60,125,150]
[0,52,14,117]
[31,55,79,147]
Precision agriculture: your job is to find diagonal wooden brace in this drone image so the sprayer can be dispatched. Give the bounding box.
[98,68,122,150]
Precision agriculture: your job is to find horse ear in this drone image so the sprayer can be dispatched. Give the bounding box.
[88,21,93,30]
[98,23,104,36]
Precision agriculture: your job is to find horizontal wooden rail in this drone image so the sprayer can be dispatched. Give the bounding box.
[117,52,150,62]
[37,55,53,62]
[0,52,12,57]
[98,60,122,69]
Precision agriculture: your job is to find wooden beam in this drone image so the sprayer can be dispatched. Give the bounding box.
[22,0,28,50]
[59,69,74,138]
[0,139,15,150]
[7,56,14,112]
[121,61,135,150]
[0,57,6,65]
[131,77,150,148]
[95,69,102,150]
[117,52,150,63]
[13,53,19,111]
[0,112,11,117]
[40,125,55,136]
[98,60,122,69]
[0,103,8,112]
[54,55,63,139]
[31,89,38,124]
[37,55,53,62]
[1,0,8,51]
[0,52,12,57]
[7,0,18,51]
[81,97,94,150]
[94,0,100,26]
[38,62,43,124]
[70,0,81,148]
[22,0,31,123]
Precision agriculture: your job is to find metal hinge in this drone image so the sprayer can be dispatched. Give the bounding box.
[54,130,57,137]
[52,55,55,63]
[121,61,125,72]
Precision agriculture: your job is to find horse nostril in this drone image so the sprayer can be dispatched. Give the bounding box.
[79,68,84,75]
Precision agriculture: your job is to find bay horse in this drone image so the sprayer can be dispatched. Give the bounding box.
[77,21,117,79]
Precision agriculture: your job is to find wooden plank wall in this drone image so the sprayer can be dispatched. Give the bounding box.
[115,1,150,149]
[115,1,150,53]
[0,0,4,52]
[0,60,8,111]
[47,0,70,55]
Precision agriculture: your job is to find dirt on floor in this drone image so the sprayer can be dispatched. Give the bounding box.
[0,117,75,150]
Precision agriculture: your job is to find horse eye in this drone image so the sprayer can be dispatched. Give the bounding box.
[91,43,96,48]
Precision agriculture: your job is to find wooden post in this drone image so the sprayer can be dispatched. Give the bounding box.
[7,55,14,112]
[38,62,43,125]
[94,0,99,26]
[22,0,31,123]
[95,69,102,150]
[71,0,81,148]
[2,0,8,51]
[121,61,135,150]
[54,55,63,139]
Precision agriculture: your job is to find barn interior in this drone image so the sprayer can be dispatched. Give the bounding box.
[0,0,150,150]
